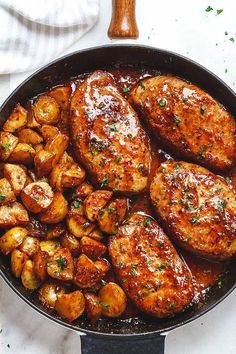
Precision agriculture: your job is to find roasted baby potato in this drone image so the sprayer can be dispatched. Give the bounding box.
[26,217,47,239]
[88,228,104,241]
[26,100,41,129]
[47,248,74,281]
[0,227,28,255]
[18,236,40,257]
[33,95,61,125]
[49,162,69,191]
[66,213,95,238]
[45,133,69,167]
[39,192,68,224]
[38,281,66,309]
[34,149,55,177]
[73,182,94,199]
[11,249,28,278]
[99,283,127,318]
[0,202,29,228]
[3,163,27,195]
[94,258,110,276]
[21,259,41,290]
[84,190,113,222]
[61,163,85,188]
[18,128,43,145]
[40,125,60,142]
[45,223,65,240]
[98,198,128,234]
[8,143,35,165]
[60,232,80,256]
[48,85,71,110]
[80,236,107,260]
[73,254,104,288]
[0,178,16,205]
[84,293,102,324]
[39,240,61,256]
[55,290,85,322]
[69,199,84,216]
[21,181,54,213]
[3,104,27,133]
[33,251,49,281]
[0,132,18,161]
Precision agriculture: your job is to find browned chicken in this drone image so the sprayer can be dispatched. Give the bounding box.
[70,71,151,193]
[129,76,236,170]
[109,213,193,318]
[150,160,236,260]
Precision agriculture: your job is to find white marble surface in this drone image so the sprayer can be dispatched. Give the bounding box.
[1,0,236,353]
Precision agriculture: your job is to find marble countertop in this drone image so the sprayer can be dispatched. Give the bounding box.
[1,1,236,353]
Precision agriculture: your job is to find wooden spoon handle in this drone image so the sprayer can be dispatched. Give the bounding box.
[108,0,139,39]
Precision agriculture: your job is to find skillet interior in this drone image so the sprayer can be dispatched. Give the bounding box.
[0,45,236,336]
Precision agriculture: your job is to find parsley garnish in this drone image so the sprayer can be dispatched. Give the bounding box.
[101,177,108,188]
[2,143,11,151]
[143,218,152,227]
[56,257,67,270]
[229,37,235,43]
[115,156,121,164]
[109,123,117,132]
[122,86,129,93]
[158,264,166,271]
[106,207,115,214]
[205,6,213,12]
[73,200,81,208]
[174,116,180,124]
[159,99,167,108]
[0,194,6,200]
[190,217,200,225]
[221,199,227,208]
[139,82,145,90]
[216,9,223,15]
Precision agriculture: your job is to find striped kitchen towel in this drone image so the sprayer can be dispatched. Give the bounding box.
[0,0,99,74]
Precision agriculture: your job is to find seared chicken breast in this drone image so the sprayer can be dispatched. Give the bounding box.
[109,213,193,318]
[150,160,236,260]
[70,71,151,193]
[129,76,235,170]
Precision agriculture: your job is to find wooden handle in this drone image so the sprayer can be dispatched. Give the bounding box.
[108,0,139,39]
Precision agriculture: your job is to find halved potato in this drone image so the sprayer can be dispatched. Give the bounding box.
[94,258,110,276]
[49,162,69,191]
[39,240,61,256]
[18,236,40,257]
[55,290,85,322]
[40,125,60,142]
[33,95,60,125]
[60,232,80,256]
[39,192,68,224]
[8,143,35,165]
[73,254,103,288]
[33,251,49,281]
[66,213,95,238]
[11,249,28,278]
[21,181,54,213]
[88,228,104,241]
[98,283,127,318]
[21,259,41,290]
[3,163,27,196]
[84,293,102,324]
[84,190,113,222]
[18,128,43,145]
[0,227,28,255]
[0,178,16,205]
[45,133,69,167]
[38,281,66,309]
[98,198,128,234]
[0,132,18,161]
[3,104,28,133]
[47,248,74,281]
[26,216,47,239]
[74,182,94,199]
[80,236,107,260]
[26,100,41,128]
[61,163,85,189]
[34,149,55,177]
[69,199,84,216]
[46,223,65,240]
[48,85,71,110]
[34,144,44,153]
[0,202,29,228]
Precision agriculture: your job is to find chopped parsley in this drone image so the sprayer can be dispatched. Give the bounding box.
[220,199,227,208]
[56,257,67,270]
[117,261,123,268]
[158,264,166,271]
[143,218,152,227]
[144,284,151,289]
[174,116,180,125]
[0,194,6,200]
[168,303,175,309]
[159,99,167,108]
[137,164,145,174]
[229,37,235,43]
[101,177,108,188]
[1,143,11,151]
[122,86,129,93]
[216,9,223,15]
[106,207,115,214]
[190,217,200,225]
[101,303,110,309]
[115,156,121,164]
[139,82,145,90]
[73,200,81,208]
[109,123,117,132]
[225,31,228,36]
[205,6,213,12]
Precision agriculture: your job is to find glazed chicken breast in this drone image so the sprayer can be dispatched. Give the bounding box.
[150,160,236,260]
[109,213,193,318]
[129,76,236,170]
[70,71,151,193]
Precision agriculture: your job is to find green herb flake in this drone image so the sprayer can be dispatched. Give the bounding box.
[139,82,145,90]
[109,123,117,132]
[117,261,123,268]
[168,303,175,309]
[146,258,153,266]
[190,217,200,225]
[106,207,115,214]
[0,194,6,200]
[184,275,190,282]
[174,116,181,125]
[200,105,206,114]
[1,143,11,151]
[225,31,228,35]
[158,264,166,271]
[143,218,152,227]
[144,284,151,289]
[216,9,223,15]
[101,177,109,188]
[115,156,121,164]
[101,303,110,309]
[122,86,129,93]
[137,164,145,174]
[221,199,227,208]
[159,99,167,108]
[229,37,235,43]
[205,6,213,12]
[56,257,67,270]
[143,291,148,297]
[73,200,81,208]
[225,68,228,74]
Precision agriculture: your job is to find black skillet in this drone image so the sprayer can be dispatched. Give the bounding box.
[0,44,236,354]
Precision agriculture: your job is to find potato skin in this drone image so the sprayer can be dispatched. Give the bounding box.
[73,254,104,288]
[45,133,69,167]
[74,182,94,199]
[0,132,19,161]
[8,143,36,165]
[38,281,66,309]
[99,283,127,318]
[21,181,54,213]
[66,213,95,238]
[39,240,61,256]
[84,190,113,222]
[3,104,28,133]
[60,232,80,256]
[84,293,102,324]
[47,248,74,281]
[34,149,55,177]
[0,227,28,255]
[33,251,49,281]
[38,192,68,224]
[0,202,29,228]
[3,163,27,196]
[48,85,71,110]
[18,236,40,258]
[40,125,60,142]
[80,236,107,260]
[21,259,41,290]
[11,249,28,277]
[61,163,85,188]
[55,290,85,322]
[18,128,43,145]
[0,178,16,205]
[98,198,127,234]
[33,95,61,125]
[46,223,65,240]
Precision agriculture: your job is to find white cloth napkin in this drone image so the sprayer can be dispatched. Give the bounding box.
[0,0,99,74]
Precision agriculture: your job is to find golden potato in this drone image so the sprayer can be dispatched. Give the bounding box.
[26,216,47,239]
[0,178,16,205]
[38,281,66,309]
[99,283,127,318]
[39,240,61,256]
[45,133,69,167]
[33,251,49,281]
[98,198,128,234]
[38,192,68,224]
[84,190,113,222]
[66,213,95,238]
[94,258,110,276]
[84,293,102,324]
[26,100,41,128]
[18,236,40,257]
[48,85,71,110]
[33,95,60,125]
[0,227,27,255]
[47,248,74,281]
[49,162,69,191]
[88,228,104,241]
[60,232,80,256]
[74,182,94,199]
[55,290,85,322]
[21,259,41,290]
[18,128,43,145]
[69,199,84,216]
[0,132,18,161]
[46,223,65,240]
[73,254,103,288]
[3,163,27,195]
[61,164,85,189]
[40,125,60,142]
[34,144,44,153]
[0,202,29,228]
[3,104,27,133]
[80,236,107,260]
[21,181,54,213]
[34,149,55,177]
[11,249,28,278]
[8,143,35,165]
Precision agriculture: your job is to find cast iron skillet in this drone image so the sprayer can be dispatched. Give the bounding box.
[0,45,236,354]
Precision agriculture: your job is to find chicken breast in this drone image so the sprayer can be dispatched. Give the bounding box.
[150,160,236,260]
[129,76,236,170]
[109,213,193,318]
[70,71,151,193]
